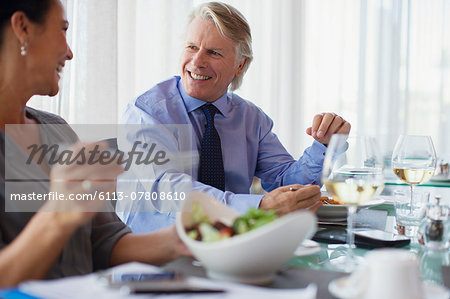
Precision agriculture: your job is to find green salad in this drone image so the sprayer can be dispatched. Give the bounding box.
[185,202,278,242]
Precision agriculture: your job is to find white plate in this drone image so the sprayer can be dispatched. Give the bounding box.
[294,240,321,256]
[329,276,450,299]
[317,198,385,221]
[430,174,450,182]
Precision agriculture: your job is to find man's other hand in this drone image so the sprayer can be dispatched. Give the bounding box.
[306,113,351,146]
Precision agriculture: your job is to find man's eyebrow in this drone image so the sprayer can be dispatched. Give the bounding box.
[208,47,224,51]
[185,42,224,51]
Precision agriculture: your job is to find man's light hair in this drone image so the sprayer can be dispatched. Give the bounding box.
[188,2,253,91]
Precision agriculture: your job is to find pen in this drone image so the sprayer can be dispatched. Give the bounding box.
[119,272,177,282]
[131,287,225,294]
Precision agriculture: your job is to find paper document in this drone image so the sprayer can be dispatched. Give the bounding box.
[20,262,317,299]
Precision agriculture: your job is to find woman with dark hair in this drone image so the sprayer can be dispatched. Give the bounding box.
[0,0,188,287]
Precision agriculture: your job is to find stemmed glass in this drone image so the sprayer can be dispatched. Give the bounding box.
[322,135,384,272]
[391,135,436,214]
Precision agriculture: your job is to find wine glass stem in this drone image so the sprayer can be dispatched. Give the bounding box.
[410,184,415,214]
[347,205,357,261]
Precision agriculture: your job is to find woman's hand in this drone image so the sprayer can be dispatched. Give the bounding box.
[42,141,124,227]
[168,225,192,258]
[110,225,193,267]
[0,141,124,287]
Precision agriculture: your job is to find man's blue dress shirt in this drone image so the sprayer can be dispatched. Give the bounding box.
[117,76,326,232]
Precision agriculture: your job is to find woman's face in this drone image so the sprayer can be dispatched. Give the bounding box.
[26,0,73,97]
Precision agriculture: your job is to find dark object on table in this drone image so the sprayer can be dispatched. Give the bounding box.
[99,270,225,294]
[312,228,410,249]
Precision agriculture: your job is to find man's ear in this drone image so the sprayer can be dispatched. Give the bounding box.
[235,58,248,77]
[10,11,30,45]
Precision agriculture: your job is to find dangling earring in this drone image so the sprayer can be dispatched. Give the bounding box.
[20,42,28,56]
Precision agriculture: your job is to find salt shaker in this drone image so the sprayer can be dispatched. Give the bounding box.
[439,161,449,176]
[419,196,449,251]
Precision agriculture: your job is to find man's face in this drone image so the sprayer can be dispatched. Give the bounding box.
[180,17,245,102]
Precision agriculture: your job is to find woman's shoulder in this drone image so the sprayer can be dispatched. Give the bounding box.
[25,106,68,125]
[25,107,78,144]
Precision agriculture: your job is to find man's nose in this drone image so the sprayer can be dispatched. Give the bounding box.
[191,51,206,68]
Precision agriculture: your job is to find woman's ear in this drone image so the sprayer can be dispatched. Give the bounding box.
[10,11,30,45]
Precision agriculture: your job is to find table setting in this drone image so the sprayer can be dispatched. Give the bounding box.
[311,134,450,298]
[166,191,449,299]
[429,160,450,183]
[2,134,450,299]
[283,134,450,298]
[317,195,385,222]
[171,146,450,299]
[3,195,449,298]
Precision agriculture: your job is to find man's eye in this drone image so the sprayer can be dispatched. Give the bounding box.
[188,45,197,50]
[210,51,221,56]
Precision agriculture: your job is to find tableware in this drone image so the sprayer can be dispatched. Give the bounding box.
[419,196,450,251]
[437,159,449,176]
[420,250,450,286]
[391,135,437,215]
[322,135,384,272]
[294,239,321,256]
[176,192,317,284]
[328,249,449,299]
[429,174,450,183]
[329,272,449,299]
[394,189,429,238]
[317,198,385,221]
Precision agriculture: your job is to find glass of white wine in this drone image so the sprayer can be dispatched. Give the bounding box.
[322,135,384,272]
[391,135,436,215]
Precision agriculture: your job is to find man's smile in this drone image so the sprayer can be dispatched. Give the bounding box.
[188,71,212,80]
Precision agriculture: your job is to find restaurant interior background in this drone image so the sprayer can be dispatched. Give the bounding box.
[29,0,450,161]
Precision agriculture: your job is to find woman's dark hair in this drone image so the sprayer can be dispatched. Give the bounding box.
[0,0,54,45]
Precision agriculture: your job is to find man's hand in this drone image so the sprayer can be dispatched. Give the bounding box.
[306,113,351,146]
[259,184,322,216]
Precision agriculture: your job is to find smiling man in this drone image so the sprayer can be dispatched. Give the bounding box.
[118,2,351,233]
[181,16,246,103]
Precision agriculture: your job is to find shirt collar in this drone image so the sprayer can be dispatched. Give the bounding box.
[177,78,231,117]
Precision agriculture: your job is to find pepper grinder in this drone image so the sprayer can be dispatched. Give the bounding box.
[419,196,449,251]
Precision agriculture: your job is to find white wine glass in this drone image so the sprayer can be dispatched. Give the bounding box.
[391,135,436,214]
[322,135,384,272]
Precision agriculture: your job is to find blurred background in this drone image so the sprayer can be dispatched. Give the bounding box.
[29,0,450,160]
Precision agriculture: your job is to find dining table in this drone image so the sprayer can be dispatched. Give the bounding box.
[163,189,450,299]
[1,181,449,298]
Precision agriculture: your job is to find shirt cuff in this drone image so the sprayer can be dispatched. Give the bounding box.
[227,193,264,214]
[309,140,327,157]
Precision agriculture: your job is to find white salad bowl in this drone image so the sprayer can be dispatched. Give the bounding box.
[176,192,317,284]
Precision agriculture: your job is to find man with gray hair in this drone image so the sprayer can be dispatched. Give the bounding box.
[118,2,350,232]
